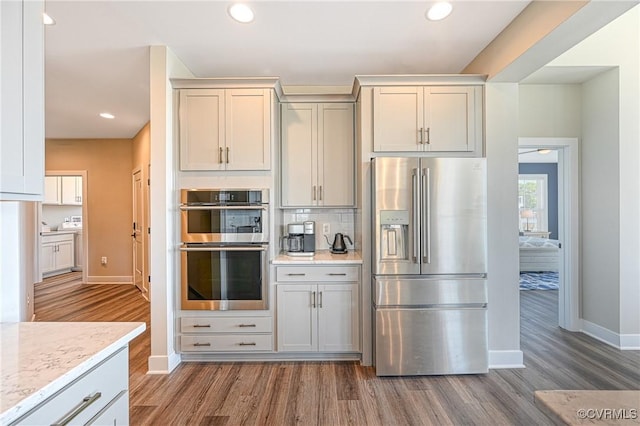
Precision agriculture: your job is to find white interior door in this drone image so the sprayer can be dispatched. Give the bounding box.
[132,169,144,294]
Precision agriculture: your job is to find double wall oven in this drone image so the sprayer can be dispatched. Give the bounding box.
[180,189,269,310]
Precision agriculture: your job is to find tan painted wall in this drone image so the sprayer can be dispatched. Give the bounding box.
[132,122,150,292]
[45,138,133,280]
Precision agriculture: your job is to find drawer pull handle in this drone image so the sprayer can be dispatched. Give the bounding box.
[193,324,211,328]
[52,392,102,426]
[328,273,347,276]
[238,324,256,328]
[287,273,306,276]
[239,342,257,346]
[194,342,211,347]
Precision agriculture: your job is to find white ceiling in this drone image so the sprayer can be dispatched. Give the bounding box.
[44,0,531,139]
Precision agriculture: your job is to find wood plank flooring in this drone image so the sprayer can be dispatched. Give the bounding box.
[35,275,640,425]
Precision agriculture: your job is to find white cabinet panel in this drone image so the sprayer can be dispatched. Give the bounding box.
[317,283,360,352]
[43,176,61,204]
[277,284,317,352]
[276,266,361,354]
[179,89,225,171]
[41,233,75,276]
[61,176,82,205]
[179,88,271,171]
[0,0,44,201]
[373,85,482,154]
[281,102,354,207]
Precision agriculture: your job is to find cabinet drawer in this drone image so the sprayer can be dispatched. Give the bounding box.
[276,266,359,282]
[181,316,272,333]
[14,348,128,426]
[181,334,273,352]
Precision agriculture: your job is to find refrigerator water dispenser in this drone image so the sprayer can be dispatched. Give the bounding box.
[380,210,409,261]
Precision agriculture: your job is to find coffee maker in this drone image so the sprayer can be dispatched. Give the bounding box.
[284,221,315,256]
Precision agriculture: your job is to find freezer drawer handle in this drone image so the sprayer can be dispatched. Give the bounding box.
[52,392,102,426]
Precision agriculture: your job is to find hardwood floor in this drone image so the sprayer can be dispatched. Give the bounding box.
[35,276,640,425]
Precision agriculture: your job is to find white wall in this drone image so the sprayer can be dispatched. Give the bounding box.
[550,6,640,342]
[518,84,582,138]
[485,83,523,366]
[581,69,621,332]
[148,46,193,373]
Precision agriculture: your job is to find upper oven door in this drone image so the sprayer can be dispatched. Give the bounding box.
[180,205,269,243]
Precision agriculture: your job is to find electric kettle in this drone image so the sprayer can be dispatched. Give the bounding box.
[328,233,352,254]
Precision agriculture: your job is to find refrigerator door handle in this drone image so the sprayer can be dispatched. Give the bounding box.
[412,168,419,263]
[422,168,431,264]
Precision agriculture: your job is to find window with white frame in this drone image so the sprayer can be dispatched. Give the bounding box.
[518,174,548,232]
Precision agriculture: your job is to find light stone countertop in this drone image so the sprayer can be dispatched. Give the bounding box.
[272,250,362,264]
[534,390,640,425]
[41,230,79,236]
[0,321,145,424]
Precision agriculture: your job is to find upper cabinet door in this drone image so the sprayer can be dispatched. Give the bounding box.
[225,89,271,171]
[0,0,45,201]
[424,86,479,152]
[318,103,354,207]
[179,89,225,171]
[61,176,82,205]
[281,103,317,207]
[43,176,61,205]
[373,87,423,152]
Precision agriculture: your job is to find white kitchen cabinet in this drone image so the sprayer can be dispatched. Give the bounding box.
[281,103,354,207]
[44,175,82,205]
[10,347,129,426]
[179,316,273,353]
[61,176,82,205]
[276,266,360,353]
[41,233,75,276]
[179,88,272,171]
[0,0,44,201]
[43,176,61,204]
[373,85,482,153]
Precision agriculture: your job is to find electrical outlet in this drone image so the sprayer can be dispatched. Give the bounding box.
[101,256,107,265]
[322,223,330,236]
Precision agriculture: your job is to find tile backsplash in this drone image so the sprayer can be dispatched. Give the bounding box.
[281,208,355,251]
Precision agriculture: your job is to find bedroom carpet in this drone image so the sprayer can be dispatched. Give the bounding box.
[520,271,559,290]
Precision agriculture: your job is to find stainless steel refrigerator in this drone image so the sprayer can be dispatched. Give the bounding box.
[372,157,488,376]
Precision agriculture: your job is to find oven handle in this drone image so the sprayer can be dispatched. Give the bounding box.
[180,245,268,252]
[180,205,267,211]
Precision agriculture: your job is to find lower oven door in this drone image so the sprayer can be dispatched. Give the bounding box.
[180,244,268,310]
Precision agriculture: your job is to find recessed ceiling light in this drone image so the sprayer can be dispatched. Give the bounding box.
[228,3,254,23]
[537,149,552,154]
[426,2,453,21]
[43,12,56,25]
[99,112,115,119]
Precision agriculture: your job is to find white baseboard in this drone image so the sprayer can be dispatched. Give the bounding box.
[86,275,133,284]
[582,320,640,350]
[488,350,524,369]
[147,353,181,374]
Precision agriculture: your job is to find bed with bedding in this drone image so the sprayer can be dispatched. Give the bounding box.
[519,236,559,272]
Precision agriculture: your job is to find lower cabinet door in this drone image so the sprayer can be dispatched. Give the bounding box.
[276,284,317,352]
[317,283,360,352]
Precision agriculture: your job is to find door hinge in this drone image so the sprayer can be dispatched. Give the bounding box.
[147,178,150,186]
[147,227,151,234]
[148,275,151,283]
[559,242,562,249]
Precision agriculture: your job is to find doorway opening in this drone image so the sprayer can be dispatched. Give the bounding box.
[518,138,580,332]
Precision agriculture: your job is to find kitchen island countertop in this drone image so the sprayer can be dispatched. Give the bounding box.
[0,321,145,424]
[272,250,362,264]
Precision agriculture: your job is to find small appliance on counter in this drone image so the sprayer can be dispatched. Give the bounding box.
[326,232,353,254]
[60,215,83,230]
[284,221,315,256]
